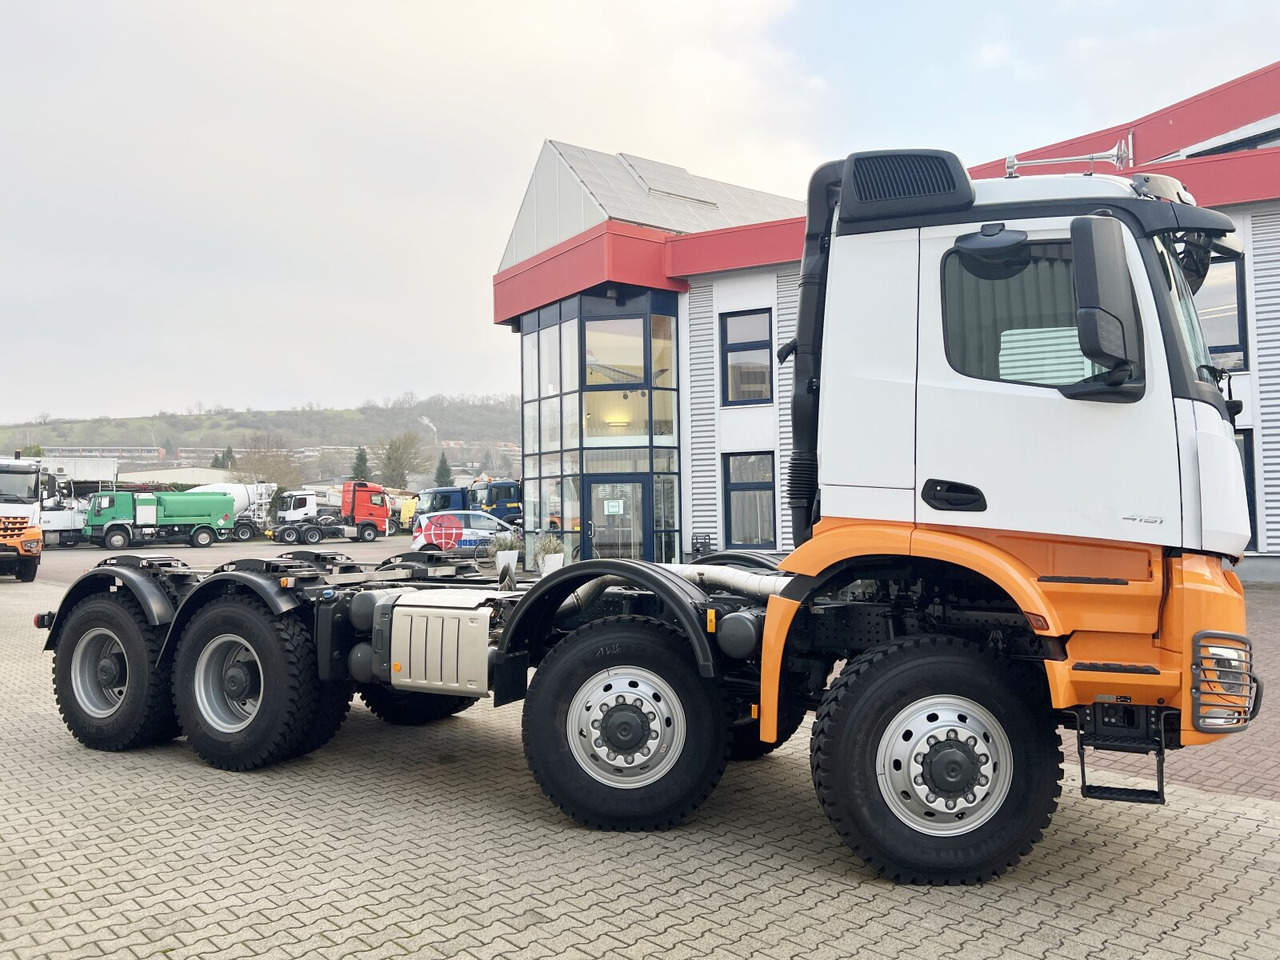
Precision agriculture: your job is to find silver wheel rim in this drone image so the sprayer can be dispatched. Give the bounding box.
[193,634,263,733]
[874,695,1012,836]
[70,628,128,719]
[565,666,686,789]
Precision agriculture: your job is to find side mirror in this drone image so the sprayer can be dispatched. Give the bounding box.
[1070,215,1140,384]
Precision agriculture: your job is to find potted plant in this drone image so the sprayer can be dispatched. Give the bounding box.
[532,532,566,576]
[489,531,522,578]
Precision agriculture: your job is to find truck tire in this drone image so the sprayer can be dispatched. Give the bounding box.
[190,528,215,548]
[16,558,38,583]
[522,616,730,831]
[289,680,355,758]
[386,519,400,537]
[810,635,1062,885]
[358,685,475,725]
[279,526,300,545]
[233,523,254,542]
[730,694,808,762]
[358,524,377,543]
[52,593,179,751]
[172,596,318,771]
[104,528,130,550]
[302,526,323,545]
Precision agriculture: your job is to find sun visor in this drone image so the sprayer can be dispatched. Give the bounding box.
[838,150,975,225]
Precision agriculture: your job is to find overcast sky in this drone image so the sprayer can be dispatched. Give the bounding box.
[3,1,1278,423]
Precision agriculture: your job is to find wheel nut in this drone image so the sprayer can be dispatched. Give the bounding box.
[594,738,604,748]
[607,752,617,761]
[946,799,956,810]
[946,729,957,740]
[649,730,659,740]
[927,736,937,746]
[978,775,989,786]
[641,747,650,757]
[591,720,600,729]
[615,695,625,704]
[646,711,656,721]
[965,793,976,803]
[913,775,924,785]
[978,754,989,764]
[634,698,644,707]
[966,736,977,747]
[625,755,634,764]
[926,793,936,803]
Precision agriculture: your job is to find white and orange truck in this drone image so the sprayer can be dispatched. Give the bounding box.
[36,148,1260,884]
[1,454,44,581]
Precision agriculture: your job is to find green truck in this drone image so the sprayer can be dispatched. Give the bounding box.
[84,491,236,549]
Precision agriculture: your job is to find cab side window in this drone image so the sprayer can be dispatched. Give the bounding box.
[942,241,1116,387]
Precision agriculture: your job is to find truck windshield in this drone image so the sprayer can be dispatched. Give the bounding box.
[1156,235,1216,386]
[0,468,40,502]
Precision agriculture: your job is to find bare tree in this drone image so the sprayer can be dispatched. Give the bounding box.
[378,432,425,490]
[231,432,300,505]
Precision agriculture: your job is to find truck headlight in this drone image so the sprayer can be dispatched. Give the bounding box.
[20,539,42,554]
[1205,644,1248,695]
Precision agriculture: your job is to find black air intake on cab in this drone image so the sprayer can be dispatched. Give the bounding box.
[839,149,975,224]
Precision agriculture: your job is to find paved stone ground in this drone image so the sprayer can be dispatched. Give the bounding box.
[2,577,1278,960]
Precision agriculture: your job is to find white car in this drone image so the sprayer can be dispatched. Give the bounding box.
[411,510,517,556]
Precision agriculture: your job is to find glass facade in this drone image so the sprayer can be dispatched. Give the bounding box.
[520,286,681,562]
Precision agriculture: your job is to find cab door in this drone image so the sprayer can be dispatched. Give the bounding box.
[914,217,1182,547]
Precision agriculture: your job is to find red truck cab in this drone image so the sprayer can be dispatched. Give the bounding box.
[342,481,392,534]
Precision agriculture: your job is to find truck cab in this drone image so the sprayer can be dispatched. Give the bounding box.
[469,478,523,524]
[0,454,43,581]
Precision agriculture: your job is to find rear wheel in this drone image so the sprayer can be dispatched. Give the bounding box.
[522,616,730,831]
[233,524,254,542]
[104,528,130,550]
[810,636,1062,885]
[302,526,323,545]
[290,679,354,757]
[173,596,318,771]
[53,593,179,750]
[279,526,300,545]
[16,559,38,583]
[358,685,475,725]
[386,519,400,537]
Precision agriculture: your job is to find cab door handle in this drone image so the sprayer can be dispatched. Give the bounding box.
[922,479,987,512]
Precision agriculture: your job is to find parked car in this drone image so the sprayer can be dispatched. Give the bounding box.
[411,510,518,558]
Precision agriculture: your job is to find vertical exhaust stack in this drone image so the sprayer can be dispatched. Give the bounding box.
[788,160,844,545]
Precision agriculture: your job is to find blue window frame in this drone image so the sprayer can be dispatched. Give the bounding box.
[723,453,775,549]
[721,310,772,405]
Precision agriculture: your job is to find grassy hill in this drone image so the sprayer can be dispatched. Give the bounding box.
[0,394,520,454]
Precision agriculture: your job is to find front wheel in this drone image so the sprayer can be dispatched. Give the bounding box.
[358,524,377,543]
[810,636,1062,885]
[16,558,38,582]
[190,528,214,548]
[104,529,130,550]
[522,616,730,831]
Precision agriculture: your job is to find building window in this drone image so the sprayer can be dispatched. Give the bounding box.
[1193,257,1248,372]
[942,242,1118,387]
[586,317,645,386]
[723,453,775,548]
[721,310,773,405]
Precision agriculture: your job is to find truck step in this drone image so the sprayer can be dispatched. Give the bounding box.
[1080,783,1164,804]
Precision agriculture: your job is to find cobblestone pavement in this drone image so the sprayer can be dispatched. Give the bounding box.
[2,579,1278,960]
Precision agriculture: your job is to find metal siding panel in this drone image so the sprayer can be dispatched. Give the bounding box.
[687,278,720,545]
[1253,205,1280,552]
[776,267,800,551]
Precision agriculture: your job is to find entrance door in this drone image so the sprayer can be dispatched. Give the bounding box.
[584,477,649,560]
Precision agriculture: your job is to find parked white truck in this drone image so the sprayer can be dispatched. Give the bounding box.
[37,149,1260,884]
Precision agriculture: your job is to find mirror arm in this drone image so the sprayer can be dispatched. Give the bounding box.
[1057,378,1144,403]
